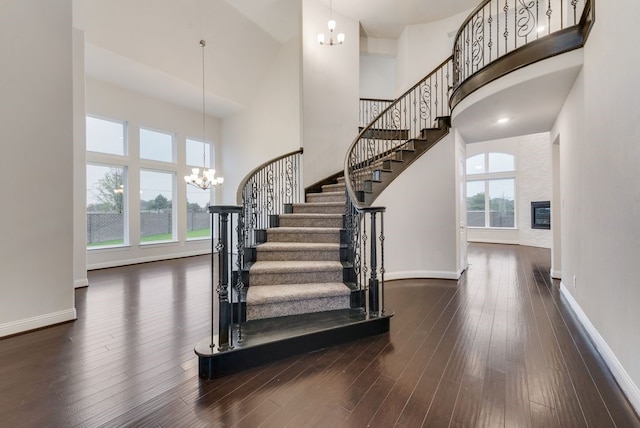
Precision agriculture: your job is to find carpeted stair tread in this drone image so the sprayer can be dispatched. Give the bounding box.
[306,191,346,203]
[247,282,350,304]
[291,202,345,214]
[250,260,342,273]
[257,242,340,251]
[246,283,351,320]
[278,213,344,228]
[321,183,346,192]
[256,242,340,261]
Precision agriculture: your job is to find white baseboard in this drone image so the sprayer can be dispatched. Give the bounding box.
[88,248,211,270]
[0,308,77,338]
[467,238,519,245]
[550,269,562,279]
[386,270,460,281]
[74,278,89,288]
[560,282,640,416]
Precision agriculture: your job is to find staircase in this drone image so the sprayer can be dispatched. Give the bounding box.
[246,181,352,321]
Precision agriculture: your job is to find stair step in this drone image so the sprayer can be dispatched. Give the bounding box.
[246,282,350,320]
[249,261,343,285]
[256,242,340,262]
[306,191,346,203]
[267,227,340,243]
[292,202,344,215]
[321,183,345,192]
[278,213,343,228]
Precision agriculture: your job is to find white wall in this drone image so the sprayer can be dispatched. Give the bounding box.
[73,28,88,288]
[220,36,302,204]
[359,54,396,100]
[85,78,221,269]
[302,0,359,186]
[0,0,76,336]
[395,9,471,95]
[375,134,459,279]
[551,0,640,411]
[466,133,552,248]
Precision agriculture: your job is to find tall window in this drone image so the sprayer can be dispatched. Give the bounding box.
[140,170,175,243]
[466,152,516,228]
[185,138,212,239]
[86,117,127,248]
[86,165,127,247]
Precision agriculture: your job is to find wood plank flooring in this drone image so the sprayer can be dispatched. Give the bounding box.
[1,243,639,427]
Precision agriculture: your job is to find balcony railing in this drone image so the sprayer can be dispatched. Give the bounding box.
[451,0,594,107]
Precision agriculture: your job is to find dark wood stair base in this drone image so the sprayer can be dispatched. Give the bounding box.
[195,309,392,379]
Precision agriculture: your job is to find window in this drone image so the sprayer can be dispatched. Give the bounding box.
[86,116,125,155]
[186,185,211,239]
[140,170,175,243]
[186,138,211,168]
[86,165,126,247]
[140,128,174,163]
[186,138,212,240]
[466,152,516,228]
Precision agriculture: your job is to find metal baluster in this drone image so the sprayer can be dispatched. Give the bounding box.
[218,211,230,351]
[380,211,385,315]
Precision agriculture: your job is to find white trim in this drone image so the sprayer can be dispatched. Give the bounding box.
[467,238,519,245]
[550,269,562,279]
[88,248,210,270]
[386,270,460,281]
[560,282,640,416]
[0,309,77,338]
[74,278,89,288]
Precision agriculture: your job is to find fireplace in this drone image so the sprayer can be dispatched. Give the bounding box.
[531,201,550,229]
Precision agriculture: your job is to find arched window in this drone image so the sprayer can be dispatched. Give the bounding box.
[466,152,516,228]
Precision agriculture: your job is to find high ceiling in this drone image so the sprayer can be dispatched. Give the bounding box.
[73,0,480,117]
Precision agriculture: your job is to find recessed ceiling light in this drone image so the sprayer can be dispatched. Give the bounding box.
[497,117,509,124]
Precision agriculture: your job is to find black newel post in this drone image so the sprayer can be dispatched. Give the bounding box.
[218,210,231,351]
[368,211,379,316]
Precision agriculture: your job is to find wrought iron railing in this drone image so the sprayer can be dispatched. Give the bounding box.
[346,57,453,203]
[237,148,304,247]
[344,60,454,320]
[359,98,394,128]
[453,0,591,89]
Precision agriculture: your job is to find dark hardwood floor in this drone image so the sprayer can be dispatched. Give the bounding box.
[1,243,638,427]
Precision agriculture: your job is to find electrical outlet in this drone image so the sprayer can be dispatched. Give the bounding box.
[572,275,577,287]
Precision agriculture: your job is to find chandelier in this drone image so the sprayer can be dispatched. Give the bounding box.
[185,40,224,190]
[317,0,345,46]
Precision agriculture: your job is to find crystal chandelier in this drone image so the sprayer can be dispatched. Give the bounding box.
[185,40,223,190]
[317,0,345,46]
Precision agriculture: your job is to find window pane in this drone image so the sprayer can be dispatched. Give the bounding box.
[87,165,125,247]
[140,128,173,163]
[466,154,485,175]
[187,185,211,239]
[186,138,211,168]
[140,170,174,243]
[489,179,515,227]
[86,116,125,155]
[466,181,485,227]
[488,153,514,173]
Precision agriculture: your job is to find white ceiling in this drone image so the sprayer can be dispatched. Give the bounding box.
[73,0,480,117]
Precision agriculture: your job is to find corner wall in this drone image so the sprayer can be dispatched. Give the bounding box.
[375,134,459,279]
[552,0,640,412]
[220,36,302,204]
[302,0,359,186]
[0,0,76,336]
